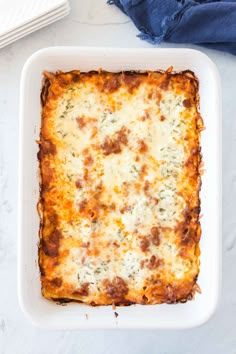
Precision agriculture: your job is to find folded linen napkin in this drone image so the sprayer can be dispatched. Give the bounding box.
[108,0,236,55]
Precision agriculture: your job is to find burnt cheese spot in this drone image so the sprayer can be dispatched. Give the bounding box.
[142,294,148,304]
[57,75,70,87]
[38,138,56,160]
[88,208,97,221]
[41,162,54,191]
[103,76,121,93]
[72,73,80,83]
[42,229,61,257]
[39,264,45,277]
[182,224,200,245]
[41,76,51,106]
[48,213,58,226]
[123,73,141,93]
[159,75,171,90]
[185,147,200,177]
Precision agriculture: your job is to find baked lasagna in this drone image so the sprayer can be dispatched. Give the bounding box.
[38,69,203,305]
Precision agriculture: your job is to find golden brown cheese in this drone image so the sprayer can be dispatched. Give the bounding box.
[38,69,203,305]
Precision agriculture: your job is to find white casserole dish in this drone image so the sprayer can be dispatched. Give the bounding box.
[18,47,221,329]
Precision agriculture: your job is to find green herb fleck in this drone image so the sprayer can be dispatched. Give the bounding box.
[131,165,139,174]
[68,87,76,92]
[101,112,108,123]
[67,173,73,181]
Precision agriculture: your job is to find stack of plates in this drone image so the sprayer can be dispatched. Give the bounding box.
[0,0,70,49]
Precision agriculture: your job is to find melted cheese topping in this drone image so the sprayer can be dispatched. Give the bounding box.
[39,70,202,305]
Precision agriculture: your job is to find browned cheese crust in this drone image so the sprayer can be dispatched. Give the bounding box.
[38,69,203,305]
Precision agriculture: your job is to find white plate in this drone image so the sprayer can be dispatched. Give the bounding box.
[0,5,69,49]
[0,3,69,42]
[0,0,68,36]
[18,47,221,329]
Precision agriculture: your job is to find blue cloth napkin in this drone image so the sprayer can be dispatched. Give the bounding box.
[108,0,236,55]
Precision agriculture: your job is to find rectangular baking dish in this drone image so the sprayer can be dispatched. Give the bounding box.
[18,47,221,329]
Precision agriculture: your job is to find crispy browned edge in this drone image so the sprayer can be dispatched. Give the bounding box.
[38,69,202,306]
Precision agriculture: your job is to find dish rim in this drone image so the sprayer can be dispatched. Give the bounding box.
[18,46,222,329]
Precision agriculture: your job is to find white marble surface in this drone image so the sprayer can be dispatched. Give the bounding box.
[0,0,235,353]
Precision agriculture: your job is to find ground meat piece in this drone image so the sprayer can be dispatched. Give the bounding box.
[138,139,148,153]
[101,138,121,155]
[73,282,90,296]
[183,98,192,108]
[101,127,128,155]
[76,116,86,128]
[105,276,128,299]
[84,154,94,166]
[75,179,83,189]
[50,277,62,287]
[78,199,88,212]
[147,255,162,270]
[117,127,128,145]
[139,237,150,252]
[151,227,160,246]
